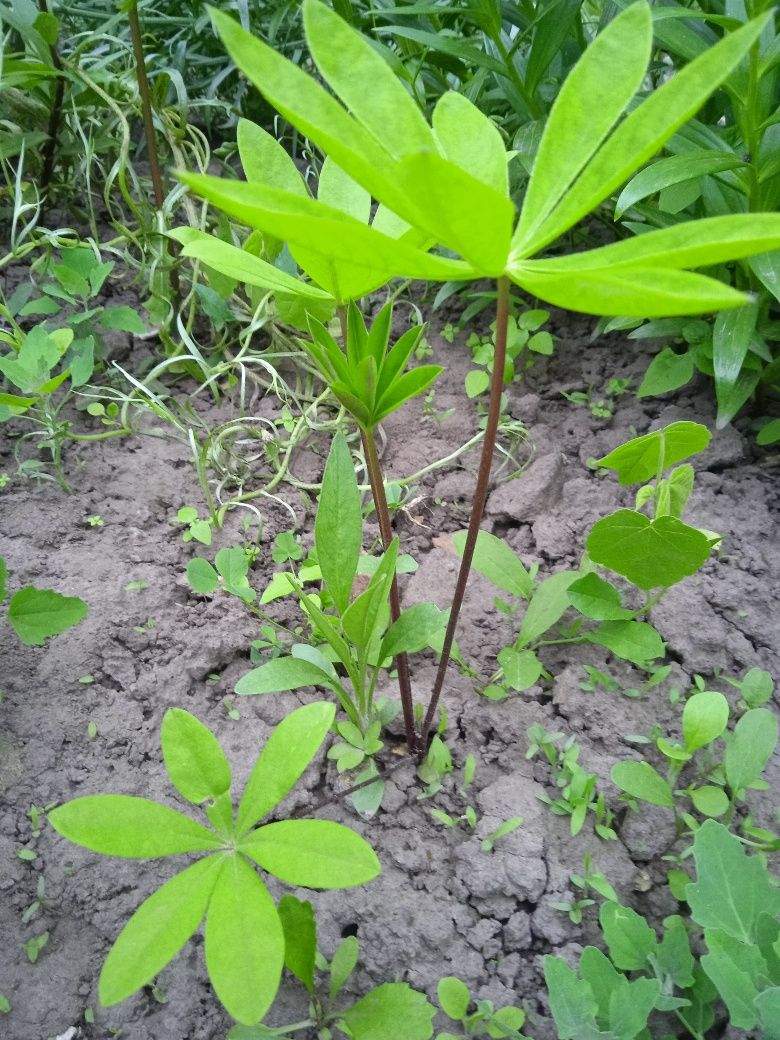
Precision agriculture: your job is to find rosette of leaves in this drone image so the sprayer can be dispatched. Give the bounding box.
[48,702,380,1026]
[177,1,780,320]
[305,301,440,430]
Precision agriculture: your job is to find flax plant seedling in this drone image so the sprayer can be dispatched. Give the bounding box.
[49,702,380,1025]
[178,0,780,753]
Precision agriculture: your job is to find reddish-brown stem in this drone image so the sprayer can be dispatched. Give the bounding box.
[421,276,510,746]
[38,0,65,199]
[127,0,180,306]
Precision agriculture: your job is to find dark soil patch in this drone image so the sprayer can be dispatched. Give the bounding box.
[1,306,778,1040]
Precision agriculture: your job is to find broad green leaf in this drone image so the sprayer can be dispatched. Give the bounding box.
[48,795,221,857]
[638,346,695,398]
[701,930,763,1028]
[452,529,533,599]
[278,895,316,993]
[497,647,542,691]
[316,431,362,615]
[515,2,652,250]
[161,709,231,806]
[205,854,284,1024]
[611,760,674,807]
[237,119,307,196]
[609,976,659,1036]
[380,603,448,660]
[303,0,434,160]
[691,785,729,818]
[656,915,695,989]
[169,229,330,299]
[240,819,380,888]
[210,9,411,218]
[756,988,780,1040]
[543,956,599,1038]
[178,173,475,284]
[600,901,657,970]
[236,702,336,833]
[517,570,578,646]
[100,306,146,334]
[395,152,514,274]
[739,667,773,708]
[597,422,711,485]
[186,558,219,595]
[510,262,748,318]
[724,707,778,797]
[99,855,223,1005]
[432,92,507,196]
[615,152,745,218]
[682,690,729,752]
[235,657,336,696]
[522,14,771,254]
[567,573,632,620]
[578,947,623,1020]
[437,976,470,1020]
[586,620,665,665]
[339,982,436,1040]
[688,821,780,942]
[7,586,88,646]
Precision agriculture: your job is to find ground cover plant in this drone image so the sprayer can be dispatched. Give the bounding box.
[1,1,779,1039]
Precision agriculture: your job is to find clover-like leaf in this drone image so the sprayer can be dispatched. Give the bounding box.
[240,819,380,888]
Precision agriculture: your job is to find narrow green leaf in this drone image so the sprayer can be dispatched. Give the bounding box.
[342,540,398,652]
[237,119,308,195]
[8,586,88,646]
[432,91,507,196]
[515,2,652,250]
[587,510,712,590]
[612,760,674,807]
[517,570,578,646]
[0,558,7,603]
[725,708,778,796]
[315,431,362,615]
[377,325,425,398]
[521,13,772,254]
[373,364,443,423]
[99,855,223,1005]
[278,895,316,993]
[597,422,711,485]
[205,854,284,1024]
[713,302,759,419]
[510,262,748,318]
[49,795,221,857]
[330,935,359,999]
[240,819,380,888]
[615,152,745,218]
[236,702,336,834]
[452,529,533,599]
[161,709,231,805]
[235,657,336,696]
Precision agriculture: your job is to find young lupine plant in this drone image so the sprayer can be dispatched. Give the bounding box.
[178,0,780,747]
[48,702,380,1026]
[235,432,447,749]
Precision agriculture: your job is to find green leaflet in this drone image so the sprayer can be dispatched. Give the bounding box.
[237,119,308,196]
[169,229,331,300]
[338,982,436,1040]
[278,895,316,993]
[240,819,381,888]
[724,707,778,797]
[432,92,507,196]
[682,690,729,752]
[48,795,221,857]
[161,709,232,805]
[342,539,398,653]
[615,152,746,218]
[543,956,600,1038]
[713,302,760,427]
[235,657,337,696]
[303,0,434,159]
[517,570,579,646]
[205,854,285,1025]
[586,510,712,589]
[179,173,476,284]
[510,263,748,317]
[600,902,657,971]
[380,603,448,660]
[315,431,362,615]
[515,2,652,251]
[99,855,224,1006]
[518,12,771,255]
[586,620,665,666]
[235,701,336,834]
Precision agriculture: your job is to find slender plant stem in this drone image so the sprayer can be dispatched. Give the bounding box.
[421,276,510,746]
[362,426,419,753]
[126,0,181,307]
[38,0,65,200]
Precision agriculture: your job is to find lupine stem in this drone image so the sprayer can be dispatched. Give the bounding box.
[38,0,65,200]
[421,276,511,746]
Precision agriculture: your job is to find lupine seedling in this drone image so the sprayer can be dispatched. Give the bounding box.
[177,0,780,751]
[49,702,381,1025]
